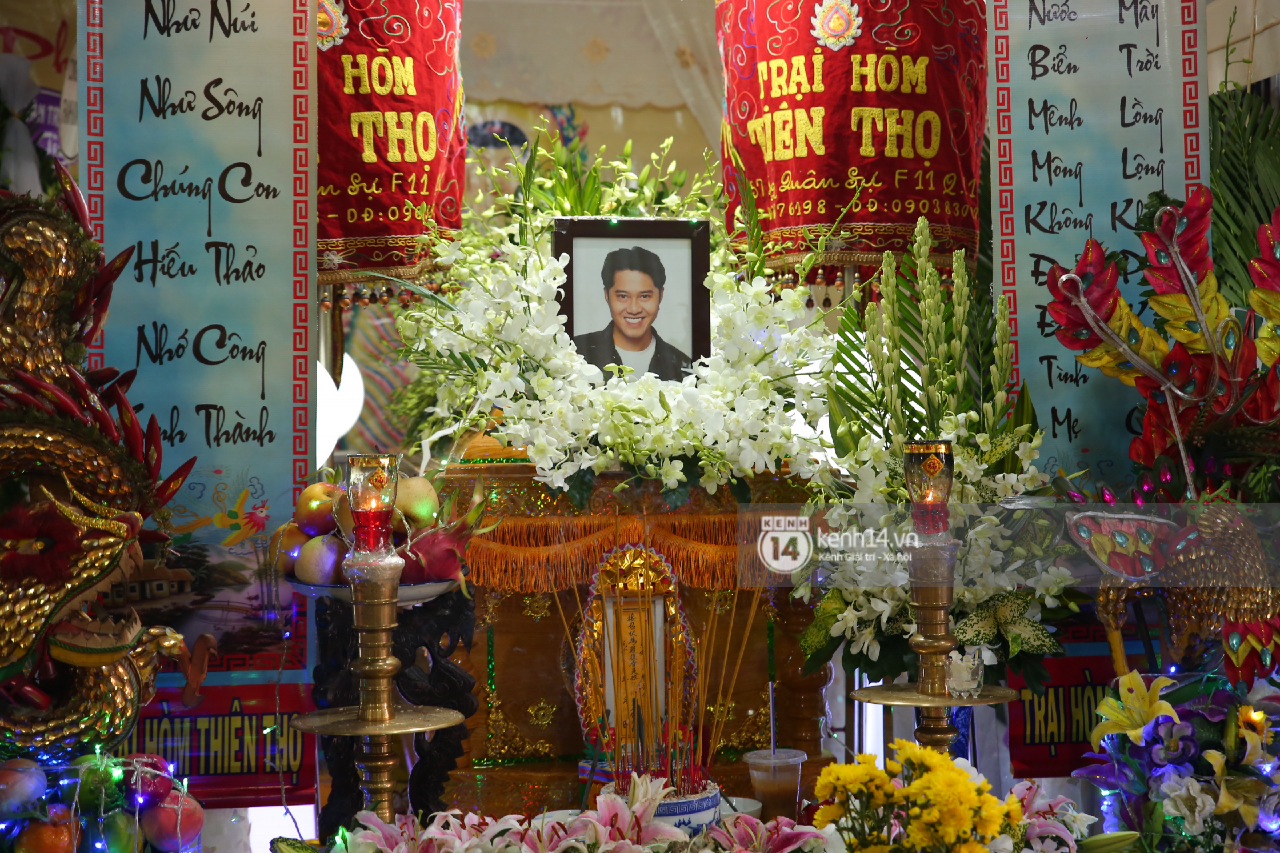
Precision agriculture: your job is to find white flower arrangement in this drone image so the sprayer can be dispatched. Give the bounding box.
[785,218,1081,685]
[396,230,834,494]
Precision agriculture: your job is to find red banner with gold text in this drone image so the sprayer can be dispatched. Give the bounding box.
[1007,635,1148,777]
[717,0,986,267]
[112,684,316,810]
[316,0,465,280]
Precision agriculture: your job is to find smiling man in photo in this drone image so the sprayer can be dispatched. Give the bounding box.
[574,246,691,382]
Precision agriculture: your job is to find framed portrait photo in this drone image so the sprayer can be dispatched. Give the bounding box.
[554,218,711,384]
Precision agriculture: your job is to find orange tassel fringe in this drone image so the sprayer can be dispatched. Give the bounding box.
[465,514,748,591]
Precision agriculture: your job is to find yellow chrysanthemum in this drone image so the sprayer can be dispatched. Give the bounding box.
[905,821,932,849]
[1005,794,1024,826]
[892,739,954,774]
[975,793,1008,837]
[816,739,1011,851]
[1239,705,1272,746]
[1089,670,1180,750]
[814,770,834,802]
[813,803,843,828]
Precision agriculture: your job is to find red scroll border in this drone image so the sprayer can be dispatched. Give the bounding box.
[1180,0,1204,189]
[291,0,311,505]
[992,0,1020,391]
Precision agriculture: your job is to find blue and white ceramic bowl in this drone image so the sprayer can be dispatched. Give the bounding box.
[602,782,721,835]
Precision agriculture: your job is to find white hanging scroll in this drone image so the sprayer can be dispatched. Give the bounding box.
[988,0,1208,486]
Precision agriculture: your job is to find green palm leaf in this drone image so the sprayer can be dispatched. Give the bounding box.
[1209,89,1280,306]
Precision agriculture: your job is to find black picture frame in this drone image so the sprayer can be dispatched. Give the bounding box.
[553,217,712,378]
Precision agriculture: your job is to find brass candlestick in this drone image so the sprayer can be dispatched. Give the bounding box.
[852,441,1017,752]
[908,541,961,749]
[292,454,463,823]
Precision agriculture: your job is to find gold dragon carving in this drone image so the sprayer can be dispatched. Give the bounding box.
[0,169,199,760]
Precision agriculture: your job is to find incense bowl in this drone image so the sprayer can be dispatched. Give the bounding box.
[601,781,722,835]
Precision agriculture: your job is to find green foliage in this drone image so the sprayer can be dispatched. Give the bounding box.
[1005,650,1056,696]
[990,381,1039,476]
[1218,7,1254,93]
[474,122,721,252]
[1208,88,1280,307]
[729,170,771,285]
[726,476,753,504]
[561,467,597,511]
[842,633,917,686]
[270,838,317,853]
[975,135,993,300]
[388,368,446,453]
[827,217,1015,456]
[799,589,847,657]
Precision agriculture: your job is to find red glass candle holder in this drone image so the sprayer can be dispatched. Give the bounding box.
[903,441,954,537]
[346,453,399,555]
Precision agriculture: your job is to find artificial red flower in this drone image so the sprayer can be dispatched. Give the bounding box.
[1248,207,1280,290]
[1047,239,1121,350]
[1141,187,1213,294]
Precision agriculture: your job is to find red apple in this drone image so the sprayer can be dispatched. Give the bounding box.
[139,790,203,852]
[294,482,342,536]
[294,535,346,585]
[123,753,172,812]
[266,523,310,575]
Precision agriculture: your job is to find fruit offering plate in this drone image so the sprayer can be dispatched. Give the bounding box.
[283,577,458,604]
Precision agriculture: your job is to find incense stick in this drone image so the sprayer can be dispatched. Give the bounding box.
[709,586,763,765]
[696,591,721,768]
[769,681,776,755]
[709,587,739,757]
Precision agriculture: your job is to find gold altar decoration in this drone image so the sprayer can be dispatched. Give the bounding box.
[716,689,773,752]
[439,442,827,785]
[469,515,744,591]
[464,588,794,768]
[575,547,696,761]
[483,688,554,761]
[439,447,808,592]
[527,699,558,729]
[1089,503,1279,679]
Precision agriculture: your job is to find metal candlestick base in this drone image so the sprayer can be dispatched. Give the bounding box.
[292,572,463,821]
[291,704,464,736]
[850,682,1018,708]
[851,541,1017,753]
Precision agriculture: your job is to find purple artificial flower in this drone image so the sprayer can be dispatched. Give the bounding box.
[1175,690,1235,722]
[1071,753,1146,797]
[1149,763,1193,789]
[1144,715,1198,766]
